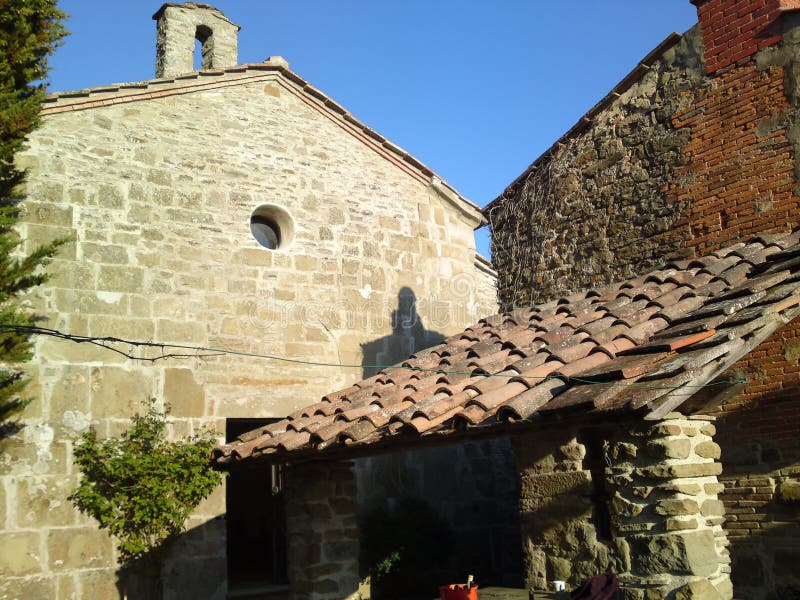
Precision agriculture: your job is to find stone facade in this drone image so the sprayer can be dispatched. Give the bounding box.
[1,5,496,597]
[489,3,800,598]
[514,415,732,599]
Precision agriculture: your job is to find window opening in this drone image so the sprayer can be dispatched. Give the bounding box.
[194,24,213,70]
[249,204,295,251]
[250,215,280,250]
[226,418,288,592]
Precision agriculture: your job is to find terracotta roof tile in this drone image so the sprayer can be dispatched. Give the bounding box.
[213,230,800,466]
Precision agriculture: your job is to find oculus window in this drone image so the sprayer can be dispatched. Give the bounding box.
[250,204,294,251]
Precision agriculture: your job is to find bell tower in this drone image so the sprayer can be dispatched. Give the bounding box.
[153,2,241,78]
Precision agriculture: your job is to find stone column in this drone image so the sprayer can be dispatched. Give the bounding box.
[515,415,732,599]
[285,460,360,600]
[609,415,732,599]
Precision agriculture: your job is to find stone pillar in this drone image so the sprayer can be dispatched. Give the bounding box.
[515,415,732,599]
[285,461,360,600]
[153,3,240,78]
[609,415,732,599]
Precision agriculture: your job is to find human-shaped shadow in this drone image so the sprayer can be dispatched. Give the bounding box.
[360,287,445,378]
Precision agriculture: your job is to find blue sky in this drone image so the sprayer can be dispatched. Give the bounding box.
[48,1,700,257]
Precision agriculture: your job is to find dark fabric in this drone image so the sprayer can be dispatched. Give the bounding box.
[569,573,619,600]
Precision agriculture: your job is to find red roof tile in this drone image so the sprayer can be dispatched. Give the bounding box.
[213,231,800,466]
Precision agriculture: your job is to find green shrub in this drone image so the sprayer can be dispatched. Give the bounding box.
[69,399,222,563]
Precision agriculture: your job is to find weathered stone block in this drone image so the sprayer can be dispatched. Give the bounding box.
[0,531,43,576]
[0,575,53,599]
[164,368,205,417]
[81,567,130,599]
[611,442,638,461]
[674,578,721,600]
[521,470,592,498]
[47,527,113,570]
[16,476,79,527]
[90,367,152,418]
[699,424,716,436]
[611,492,646,517]
[694,442,721,460]
[700,500,725,516]
[638,462,722,479]
[156,319,207,344]
[655,498,700,516]
[547,555,572,581]
[650,423,683,437]
[628,530,721,577]
[646,438,691,460]
[662,483,702,496]
[666,517,699,531]
[558,442,586,462]
[97,265,143,292]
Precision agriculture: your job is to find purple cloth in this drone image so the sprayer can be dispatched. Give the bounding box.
[569,573,619,600]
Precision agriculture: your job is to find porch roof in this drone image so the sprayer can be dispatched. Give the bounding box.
[213,230,800,467]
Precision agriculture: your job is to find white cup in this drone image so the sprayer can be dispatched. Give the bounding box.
[553,581,566,592]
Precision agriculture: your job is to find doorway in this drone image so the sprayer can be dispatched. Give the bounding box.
[226,419,288,597]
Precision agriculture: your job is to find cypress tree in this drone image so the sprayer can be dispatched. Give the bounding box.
[0,0,67,437]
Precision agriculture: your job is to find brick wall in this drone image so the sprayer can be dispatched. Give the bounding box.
[692,0,783,74]
[673,44,796,254]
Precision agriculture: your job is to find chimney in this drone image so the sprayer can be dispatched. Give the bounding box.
[690,0,800,74]
[152,2,241,78]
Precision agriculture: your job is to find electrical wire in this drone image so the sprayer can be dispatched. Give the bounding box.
[0,324,745,389]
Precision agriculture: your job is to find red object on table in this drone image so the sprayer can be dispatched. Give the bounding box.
[439,584,479,600]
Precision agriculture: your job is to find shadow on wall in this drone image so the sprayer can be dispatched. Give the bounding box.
[115,517,227,600]
[360,287,445,378]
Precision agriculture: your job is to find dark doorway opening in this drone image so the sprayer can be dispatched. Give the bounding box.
[226,419,288,597]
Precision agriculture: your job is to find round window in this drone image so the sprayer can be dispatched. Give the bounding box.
[250,204,294,251]
[251,215,280,249]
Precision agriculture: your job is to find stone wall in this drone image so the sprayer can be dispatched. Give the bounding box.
[487,25,707,308]
[285,461,360,600]
[514,415,732,599]
[488,11,800,309]
[1,63,496,597]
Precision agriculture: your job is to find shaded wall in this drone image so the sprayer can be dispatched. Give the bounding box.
[355,439,522,593]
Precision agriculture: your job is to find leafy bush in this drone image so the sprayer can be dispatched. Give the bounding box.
[69,399,222,563]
